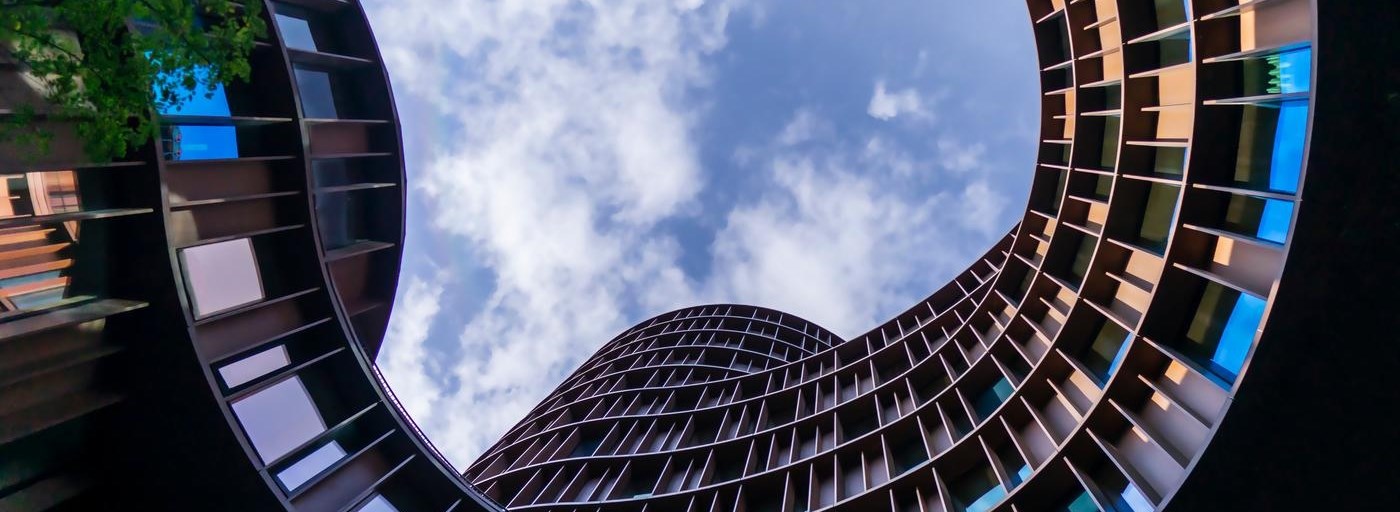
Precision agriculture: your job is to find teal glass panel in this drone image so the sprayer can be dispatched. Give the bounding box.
[973,377,1014,418]
[1057,489,1099,512]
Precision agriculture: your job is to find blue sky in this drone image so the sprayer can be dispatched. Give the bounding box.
[362,0,1037,468]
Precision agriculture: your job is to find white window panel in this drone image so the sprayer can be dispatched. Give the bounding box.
[180,238,264,317]
[218,345,291,388]
[232,376,326,462]
[356,495,400,512]
[276,440,346,491]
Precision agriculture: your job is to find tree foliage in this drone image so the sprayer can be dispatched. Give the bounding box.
[1,0,266,162]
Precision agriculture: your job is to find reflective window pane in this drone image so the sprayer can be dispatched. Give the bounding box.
[275,13,318,51]
[295,68,338,119]
[219,345,291,388]
[232,376,326,462]
[277,441,346,491]
[180,238,264,317]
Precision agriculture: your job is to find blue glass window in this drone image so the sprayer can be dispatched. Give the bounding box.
[1056,489,1098,512]
[1081,317,1132,385]
[1180,281,1266,384]
[1223,194,1294,245]
[1271,48,1311,94]
[10,287,66,310]
[275,13,318,51]
[973,377,1015,419]
[153,64,240,160]
[1268,102,1308,194]
[164,126,240,161]
[952,466,1006,512]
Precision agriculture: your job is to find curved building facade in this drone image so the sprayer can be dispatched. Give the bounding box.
[461,0,1400,510]
[0,1,497,510]
[3,0,1398,511]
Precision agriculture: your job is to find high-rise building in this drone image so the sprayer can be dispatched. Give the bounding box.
[1,0,1396,511]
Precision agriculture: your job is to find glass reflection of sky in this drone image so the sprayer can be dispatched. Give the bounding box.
[965,484,1007,512]
[1212,292,1266,382]
[155,65,240,161]
[1269,102,1308,194]
[1273,48,1311,94]
[1257,199,1294,244]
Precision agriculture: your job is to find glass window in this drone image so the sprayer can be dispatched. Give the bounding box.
[1095,463,1153,512]
[277,440,346,491]
[295,68,338,119]
[154,65,232,117]
[1081,317,1132,385]
[952,465,1007,512]
[275,13,318,51]
[1222,195,1294,244]
[219,345,291,388]
[232,376,326,462]
[357,496,400,512]
[180,238,265,317]
[1180,281,1266,384]
[973,377,1014,419]
[1056,489,1098,512]
[163,125,239,161]
[1136,183,1178,252]
[995,442,1030,487]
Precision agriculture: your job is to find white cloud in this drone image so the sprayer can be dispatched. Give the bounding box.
[867,80,931,121]
[958,179,1010,235]
[377,275,446,424]
[937,136,988,173]
[364,0,745,467]
[363,1,1016,469]
[776,108,828,146]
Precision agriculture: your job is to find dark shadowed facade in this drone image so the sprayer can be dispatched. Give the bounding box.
[3,0,1398,511]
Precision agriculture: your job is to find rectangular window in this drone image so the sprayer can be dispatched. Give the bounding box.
[354,495,399,512]
[1222,194,1294,244]
[1234,103,1308,194]
[276,441,346,491]
[219,345,291,388]
[1178,281,1267,384]
[1095,463,1153,512]
[952,465,1007,512]
[1081,317,1132,385]
[1056,489,1098,512]
[231,376,326,462]
[180,238,265,317]
[163,125,239,161]
[1136,183,1179,252]
[995,442,1030,487]
[275,13,318,51]
[295,68,339,119]
[1069,234,1096,285]
[973,377,1014,419]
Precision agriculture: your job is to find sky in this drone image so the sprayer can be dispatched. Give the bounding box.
[361,0,1038,470]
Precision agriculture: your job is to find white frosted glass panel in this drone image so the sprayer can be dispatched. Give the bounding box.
[357,496,400,512]
[277,441,346,491]
[181,238,264,317]
[232,376,326,462]
[218,345,291,388]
